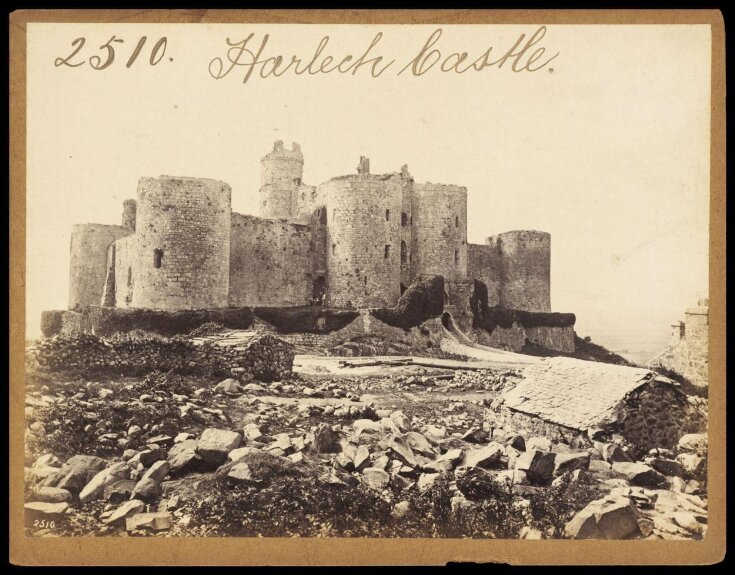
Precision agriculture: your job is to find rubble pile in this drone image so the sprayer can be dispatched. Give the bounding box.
[25,333,295,382]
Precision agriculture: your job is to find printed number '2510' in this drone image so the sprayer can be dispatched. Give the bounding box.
[55,36,168,70]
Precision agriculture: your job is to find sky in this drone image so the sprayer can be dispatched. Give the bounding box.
[26,23,711,356]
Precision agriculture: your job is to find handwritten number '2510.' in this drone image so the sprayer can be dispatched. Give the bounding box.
[54,37,168,69]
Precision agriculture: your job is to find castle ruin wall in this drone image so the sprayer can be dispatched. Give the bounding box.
[229,213,314,307]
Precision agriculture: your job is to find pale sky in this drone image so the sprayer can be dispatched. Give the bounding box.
[26,23,711,352]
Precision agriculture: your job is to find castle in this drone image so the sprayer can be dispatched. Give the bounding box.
[68,141,553,315]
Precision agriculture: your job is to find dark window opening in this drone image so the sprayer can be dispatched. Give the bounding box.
[401,212,409,226]
[332,244,336,255]
[455,215,459,228]
[294,177,302,186]
[127,266,133,287]
[454,249,460,265]
[153,249,163,269]
[400,283,407,295]
[400,240,408,263]
[364,275,368,286]
[384,244,391,259]
[385,209,390,221]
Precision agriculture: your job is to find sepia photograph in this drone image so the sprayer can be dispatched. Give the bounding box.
[10,9,725,566]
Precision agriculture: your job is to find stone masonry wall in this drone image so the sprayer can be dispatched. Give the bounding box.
[229,213,313,307]
[134,176,231,310]
[113,235,136,308]
[68,224,132,310]
[411,183,468,283]
[467,242,502,307]
[320,175,403,308]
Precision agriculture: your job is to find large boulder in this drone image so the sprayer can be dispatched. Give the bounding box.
[553,451,590,476]
[612,462,667,487]
[647,457,685,478]
[515,450,556,485]
[104,499,145,525]
[168,439,206,475]
[53,455,106,496]
[313,424,341,454]
[564,496,641,540]
[79,461,130,504]
[462,443,505,469]
[196,428,242,465]
[131,460,171,501]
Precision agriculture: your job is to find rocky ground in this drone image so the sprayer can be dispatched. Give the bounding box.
[24,363,708,540]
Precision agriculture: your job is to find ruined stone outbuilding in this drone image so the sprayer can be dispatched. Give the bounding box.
[67,141,565,332]
[493,357,707,453]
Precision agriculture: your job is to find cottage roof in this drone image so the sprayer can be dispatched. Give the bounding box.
[500,357,657,431]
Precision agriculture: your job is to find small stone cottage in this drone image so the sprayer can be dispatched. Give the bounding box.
[492,357,706,453]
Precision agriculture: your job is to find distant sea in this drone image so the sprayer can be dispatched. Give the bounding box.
[583,331,671,367]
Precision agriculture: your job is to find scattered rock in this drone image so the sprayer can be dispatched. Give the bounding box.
[362,467,390,490]
[104,499,145,525]
[612,462,666,487]
[463,443,504,469]
[515,450,556,485]
[33,487,72,504]
[647,458,685,478]
[313,424,341,454]
[126,512,172,532]
[79,462,129,504]
[417,472,440,492]
[677,433,707,455]
[196,428,242,465]
[553,451,590,476]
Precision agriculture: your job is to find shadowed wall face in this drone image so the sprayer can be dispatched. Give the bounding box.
[494,230,551,313]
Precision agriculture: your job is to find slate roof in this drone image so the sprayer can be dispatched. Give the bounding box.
[500,357,656,431]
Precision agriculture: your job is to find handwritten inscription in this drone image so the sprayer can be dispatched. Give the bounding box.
[54,27,559,82]
[55,36,168,69]
[209,27,558,83]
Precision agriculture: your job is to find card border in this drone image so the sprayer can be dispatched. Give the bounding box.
[9,9,726,566]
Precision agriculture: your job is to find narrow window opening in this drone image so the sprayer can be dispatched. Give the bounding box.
[454,249,459,265]
[153,249,163,269]
[401,212,409,226]
[455,215,459,228]
[400,283,407,295]
[127,266,133,287]
[400,240,408,264]
[332,244,336,255]
[364,275,368,286]
[384,244,391,259]
[385,209,390,221]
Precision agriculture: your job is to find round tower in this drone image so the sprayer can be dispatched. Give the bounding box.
[319,169,403,308]
[133,175,231,310]
[260,140,304,219]
[411,183,468,282]
[497,230,551,312]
